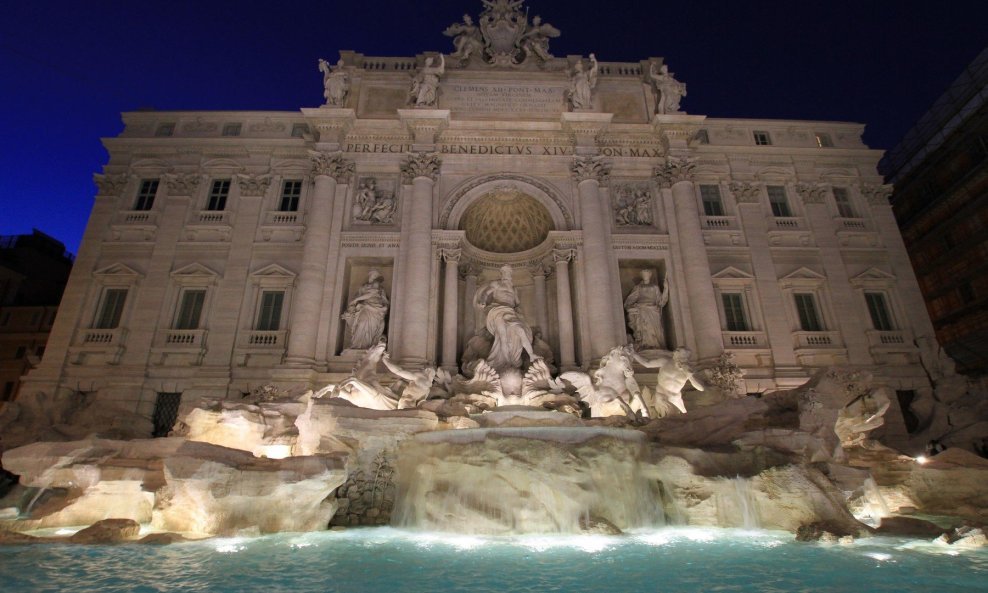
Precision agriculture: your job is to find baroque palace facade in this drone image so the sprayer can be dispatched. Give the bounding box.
[22,1,933,431]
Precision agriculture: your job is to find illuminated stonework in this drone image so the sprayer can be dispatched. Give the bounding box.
[460,189,553,253]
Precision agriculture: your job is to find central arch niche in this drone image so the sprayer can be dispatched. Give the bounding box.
[459,188,553,254]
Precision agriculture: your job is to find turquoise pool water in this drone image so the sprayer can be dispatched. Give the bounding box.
[1,528,985,593]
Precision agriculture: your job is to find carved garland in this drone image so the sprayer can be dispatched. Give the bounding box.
[163,173,202,196]
[729,182,761,204]
[93,174,130,196]
[237,174,272,197]
[793,183,828,205]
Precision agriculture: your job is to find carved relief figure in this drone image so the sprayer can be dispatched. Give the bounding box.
[473,264,539,371]
[567,54,598,110]
[353,178,396,224]
[520,16,560,63]
[444,15,485,64]
[318,58,350,107]
[628,347,703,416]
[614,187,654,226]
[409,55,445,108]
[649,63,687,115]
[625,269,669,350]
[342,270,390,349]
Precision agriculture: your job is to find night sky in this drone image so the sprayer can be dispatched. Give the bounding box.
[2,0,986,255]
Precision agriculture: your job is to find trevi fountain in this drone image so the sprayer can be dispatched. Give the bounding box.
[1,1,986,592]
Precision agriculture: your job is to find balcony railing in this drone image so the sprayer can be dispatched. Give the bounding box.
[838,218,868,230]
[702,216,736,229]
[793,331,842,349]
[773,217,801,230]
[243,330,287,347]
[722,331,768,348]
[116,211,159,225]
[866,329,911,349]
[81,328,125,345]
[263,211,302,225]
[159,329,207,347]
[194,210,231,225]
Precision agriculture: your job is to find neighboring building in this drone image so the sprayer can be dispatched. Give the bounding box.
[880,48,988,376]
[0,230,74,402]
[21,1,934,441]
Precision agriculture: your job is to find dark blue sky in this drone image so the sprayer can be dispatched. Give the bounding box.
[2,0,986,254]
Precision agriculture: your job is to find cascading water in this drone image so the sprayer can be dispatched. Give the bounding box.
[393,426,664,534]
[857,477,890,527]
[716,476,761,529]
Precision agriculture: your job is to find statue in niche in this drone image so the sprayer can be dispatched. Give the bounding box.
[624,269,669,350]
[567,54,598,110]
[614,187,654,227]
[353,178,396,224]
[444,14,485,64]
[520,16,560,63]
[649,63,687,115]
[473,264,539,371]
[318,58,350,107]
[408,55,445,108]
[341,270,389,349]
[627,347,703,417]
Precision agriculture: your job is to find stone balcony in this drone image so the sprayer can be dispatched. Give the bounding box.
[69,328,128,365]
[234,330,289,367]
[722,331,768,348]
[151,329,208,366]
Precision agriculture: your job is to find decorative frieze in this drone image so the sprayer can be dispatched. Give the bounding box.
[353,177,398,224]
[236,174,272,197]
[93,173,129,196]
[309,151,354,183]
[653,157,696,187]
[400,153,442,183]
[729,182,762,204]
[611,183,654,227]
[860,183,894,206]
[794,183,828,205]
[569,155,610,183]
[163,173,202,196]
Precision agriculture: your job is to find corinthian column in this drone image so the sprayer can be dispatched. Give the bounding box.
[285,152,353,366]
[395,152,442,364]
[531,262,549,336]
[571,156,620,359]
[441,247,461,370]
[553,248,577,369]
[655,156,721,361]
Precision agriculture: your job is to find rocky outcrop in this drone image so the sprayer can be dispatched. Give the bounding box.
[68,518,141,544]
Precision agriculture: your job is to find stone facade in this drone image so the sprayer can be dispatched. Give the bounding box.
[21,1,935,435]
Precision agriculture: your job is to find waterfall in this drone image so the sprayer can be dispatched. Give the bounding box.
[717,476,760,529]
[858,477,890,527]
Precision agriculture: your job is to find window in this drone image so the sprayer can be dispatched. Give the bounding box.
[15,346,26,359]
[173,289,206,330]
[134,179,159,211]
[794,293,823,331]
[94,288,128,329]
[291,124,308,138]
[694,130,710,145]
[279,180,302,212]
[814,133,833,148]
[700,185,725,216]
[2,382,13,401]
[206,179,231,211]
[832,187,856,218]
[721,293,749,331]
[222,123,242,137]
[155,123,175,137]
[753,131,772,146]
[864,292,895,331]
[767,186,792,217]
[256,291,285,331]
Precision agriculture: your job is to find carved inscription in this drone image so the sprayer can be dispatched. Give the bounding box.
[440,83,566,116]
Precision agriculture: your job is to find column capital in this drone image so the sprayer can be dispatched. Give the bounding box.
[553,248,575,264]
[94,173,130,196]
[309,151,354,183]
[570,155,611,184]
[529,261,551,278]
[793,182,828,205]
[400,152,442,183]
[653,156,696,188]
[860,183,894,206]
[440,247,462,263]
[459,261,480,280]
[729,181,762,203]
[162,173,201,196]
[236,173,272,197]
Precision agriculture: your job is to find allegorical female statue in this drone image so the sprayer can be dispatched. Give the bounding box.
[342,270,389,349]
[408,55,445,108]
[624,269,670,350]
[473,264,539,370]
[567,53,598,110]
[318,58,349,107]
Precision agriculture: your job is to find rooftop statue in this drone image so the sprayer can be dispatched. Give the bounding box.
[341,270,389,349]
[519,16,559,64]
[443,0,559,67]
[408,55,445,107]
[567,54,598,110]
[444,15,485,65]
[649,63,687,115]
[318,58,350,107]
